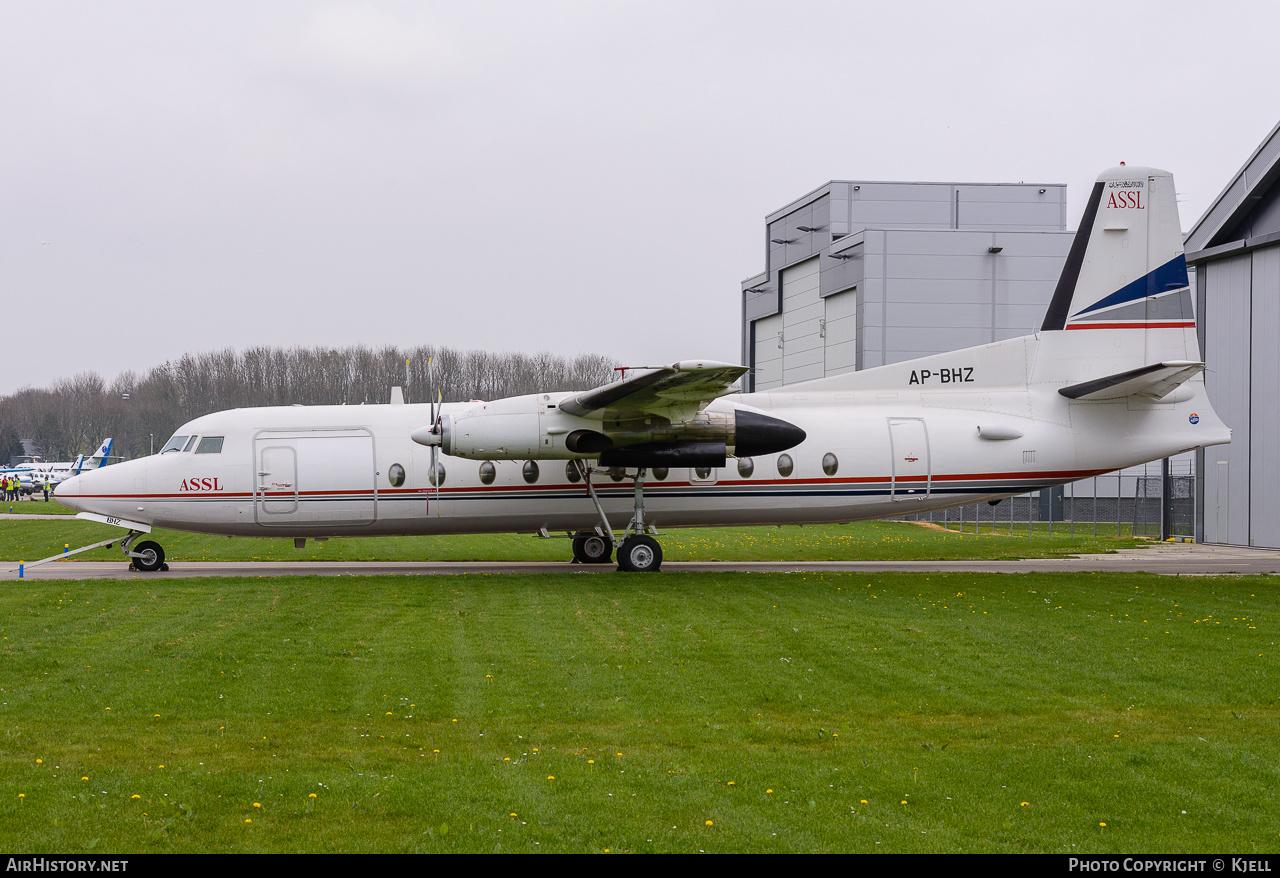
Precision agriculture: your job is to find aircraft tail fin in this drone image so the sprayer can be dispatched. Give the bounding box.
[1035,165,1199,381]
[88,438,113,469]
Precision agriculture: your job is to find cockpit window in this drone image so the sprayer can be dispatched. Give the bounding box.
[160,435,190,454]
[195,436,224,454]
[183,436,199,452]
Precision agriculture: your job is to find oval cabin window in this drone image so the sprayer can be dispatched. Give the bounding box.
[822,453,838,477]
[737,457,754,478]
[429,462,446,487]
[777,454,794,477]
[522,461,539,484]
[479,461,496,485]
[388,463,406,487]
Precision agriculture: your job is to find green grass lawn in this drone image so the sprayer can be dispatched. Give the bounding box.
[0,571,1274,853]
[0,518,1150,565]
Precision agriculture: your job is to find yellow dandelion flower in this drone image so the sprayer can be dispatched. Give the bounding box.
[245,819,251,823]
[706,820,713,826]
[253,802,261,808]
[1021,802,1029,807]
[132,794,140,799]
[35,759,41,764]
[547,776,555,780]
[309,793,317,798]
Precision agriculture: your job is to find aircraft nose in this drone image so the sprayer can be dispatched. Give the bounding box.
[53,474,83,510]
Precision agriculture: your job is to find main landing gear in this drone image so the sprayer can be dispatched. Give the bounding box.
[571,531,612,564]
[572,462,663,572]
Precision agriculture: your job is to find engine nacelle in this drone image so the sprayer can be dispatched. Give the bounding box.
[411,395,807,461]
[439,412,544,459]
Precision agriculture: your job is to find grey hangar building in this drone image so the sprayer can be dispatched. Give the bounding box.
[738,124,1280,549]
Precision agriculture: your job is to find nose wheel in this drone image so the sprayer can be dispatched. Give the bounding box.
[122,534,168,572]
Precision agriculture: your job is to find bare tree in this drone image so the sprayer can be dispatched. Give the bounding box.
[0,344,617,460]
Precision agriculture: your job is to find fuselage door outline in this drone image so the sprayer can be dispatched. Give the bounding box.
[888,418,931,500]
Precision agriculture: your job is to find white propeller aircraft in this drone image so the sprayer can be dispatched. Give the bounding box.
[53,165,1228,572]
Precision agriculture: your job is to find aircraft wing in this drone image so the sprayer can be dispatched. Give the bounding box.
[1058,361,1204,401]
[558,360,748,422]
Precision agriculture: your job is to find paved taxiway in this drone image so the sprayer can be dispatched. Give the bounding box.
[3,543,1277,579]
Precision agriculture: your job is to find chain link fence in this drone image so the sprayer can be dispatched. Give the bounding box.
[894,459,1195,538]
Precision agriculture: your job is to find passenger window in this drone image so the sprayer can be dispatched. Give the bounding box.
[388,463,406,487]
[195,437,225,454]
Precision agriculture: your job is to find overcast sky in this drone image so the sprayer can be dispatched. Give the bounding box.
[2,0,1275,397]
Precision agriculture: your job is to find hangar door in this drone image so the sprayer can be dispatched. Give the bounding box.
[254,428,378,527]
[753,313,783,390]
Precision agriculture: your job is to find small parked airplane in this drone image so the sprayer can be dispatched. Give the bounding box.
[2,438,113,493]
[53,165,1228,572]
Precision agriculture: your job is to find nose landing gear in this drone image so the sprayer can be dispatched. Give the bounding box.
[122,533,168,572]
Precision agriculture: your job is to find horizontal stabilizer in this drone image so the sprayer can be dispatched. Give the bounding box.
[1058,361,1204,401]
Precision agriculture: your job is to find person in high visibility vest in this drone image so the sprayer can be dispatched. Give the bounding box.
[43,477,51,501]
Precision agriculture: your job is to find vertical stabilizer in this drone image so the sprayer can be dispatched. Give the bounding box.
[1037,166,1197,376]
[88,438,113,469]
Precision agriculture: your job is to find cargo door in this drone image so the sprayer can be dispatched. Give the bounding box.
[254,428,378,526]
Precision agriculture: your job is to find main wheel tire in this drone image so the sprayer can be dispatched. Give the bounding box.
[132,540,166,573]
[572,532,612,564]
[616,535,662,572]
